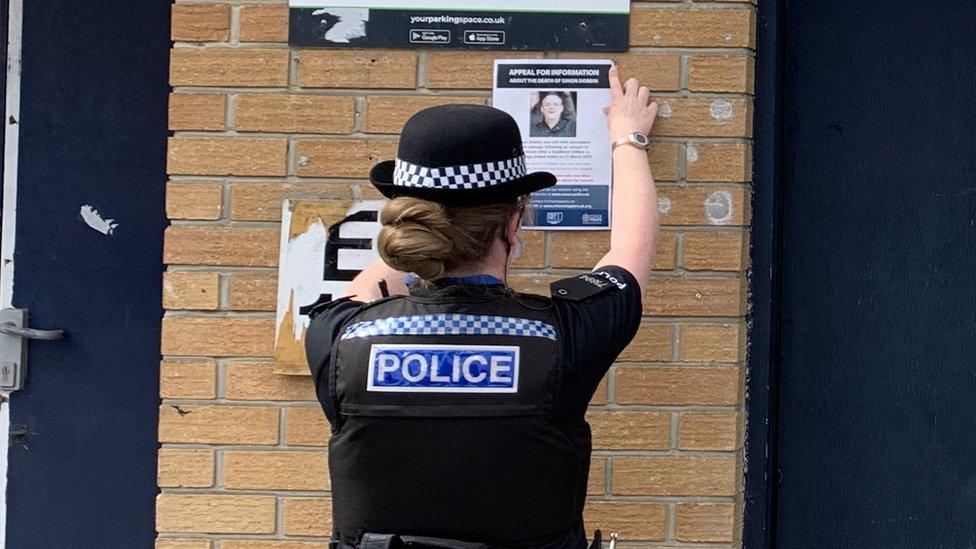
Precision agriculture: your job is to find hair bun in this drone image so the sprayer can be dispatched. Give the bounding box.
[378,197,454,279]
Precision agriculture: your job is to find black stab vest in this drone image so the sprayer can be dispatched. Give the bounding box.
[326,287,589,547]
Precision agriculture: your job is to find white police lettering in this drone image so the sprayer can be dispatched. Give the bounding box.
[367,344,520,393]
[592,270,627,290]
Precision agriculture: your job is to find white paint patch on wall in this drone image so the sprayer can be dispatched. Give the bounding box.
[686,145,700,163]
[657,102,673,118]
[704,190,734,225]
[78,205,118,235]
[709,99,733,121]
[658,196,672,215]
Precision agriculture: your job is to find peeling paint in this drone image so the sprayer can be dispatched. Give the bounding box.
[658,196,672,215]
[297,155,310,167]
[686,146,700,163]
[313,8,369,43]
[704,190,733,225]
[78,205,118,235]
[709,99,733,122]
[274,199,385,345]
[658,102,673,118]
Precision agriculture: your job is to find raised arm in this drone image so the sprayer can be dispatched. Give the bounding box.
[594,65,660,294]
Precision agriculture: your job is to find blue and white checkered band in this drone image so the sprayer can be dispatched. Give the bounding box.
[393,156,528,190]
[341,314,557,341]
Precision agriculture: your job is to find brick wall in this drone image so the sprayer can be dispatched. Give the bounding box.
[160,2,755,547]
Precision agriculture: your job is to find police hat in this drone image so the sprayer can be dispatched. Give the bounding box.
[369,104,557,206]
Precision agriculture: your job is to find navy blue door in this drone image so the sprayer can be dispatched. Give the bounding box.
[774,1,976,546]
[5,2,169,546]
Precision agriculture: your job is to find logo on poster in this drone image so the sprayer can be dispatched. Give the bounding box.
[546,212,564,225]
[409,29,451,44]
[581,213,603,225]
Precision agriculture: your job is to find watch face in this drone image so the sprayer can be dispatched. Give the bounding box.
[631,133,649,146]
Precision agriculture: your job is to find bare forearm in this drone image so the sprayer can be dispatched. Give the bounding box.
[343,259,409,301]
[598,146,660,290]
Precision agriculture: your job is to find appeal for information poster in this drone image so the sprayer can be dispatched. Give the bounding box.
[493,59,612,230]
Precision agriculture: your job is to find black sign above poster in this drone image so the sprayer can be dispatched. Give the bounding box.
[288,1,630,51]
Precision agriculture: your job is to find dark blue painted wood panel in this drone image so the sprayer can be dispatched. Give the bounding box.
[775,1,976,547]
[6,2,169,547]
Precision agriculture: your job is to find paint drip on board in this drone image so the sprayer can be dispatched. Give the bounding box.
[78,205,119,235]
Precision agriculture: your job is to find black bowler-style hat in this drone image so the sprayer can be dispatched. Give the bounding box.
[369,104,557,206]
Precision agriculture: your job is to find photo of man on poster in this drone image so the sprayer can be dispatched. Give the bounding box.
[530,90,578,138]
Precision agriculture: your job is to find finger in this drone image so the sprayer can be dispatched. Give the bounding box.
[608,65,623,100]
[637,85,650,105]
[625,77,639,96]
[648,101,660,122]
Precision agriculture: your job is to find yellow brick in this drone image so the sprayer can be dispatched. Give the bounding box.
[427,51,543,89]
[171,4,230,42]
[223,542,328,549]
[299,50,417,89]
[239,5,289,42]
[549,231,676,271]
[555,52,681,91]
[689,55,755,93]
[166,181,223,221]
[236,94,356,134]
[163,271,220,310]
[631,8,754,47]
[511,230,546,269]
[680,323,743,362]
[296,139,398,178]
[363,95,488,134]
[657,186,750,227]
[588,458,606,495]
[156,540,213,549]
[646,276,744,316]
[156,494,275,534]
[588,411,669,450]
[590,377,608,406]
[224,451,328,490]
[616,366,740,405]
[650,141,681,181]
[170,49,289,87]
[676,503,736,542]
[226,362,316,401]
[683,231,747,272]
[227,274,277,312]
[653,98,753,137]
[161,317,275,357]
[679,412,740,451]
[169,94,226,131]
[230,183,352,221]
[168,137,287,177]
[618,323,673,362]
[158,449,214,488]
[158,405,278,444]
[583,501,667,540]
[164,226,280,267]
[686,142,752,182]
[160,360,217,399]
[507,273,561,296]
[612,456,737,496]
[285,407,330,446]
[283,497,333,536]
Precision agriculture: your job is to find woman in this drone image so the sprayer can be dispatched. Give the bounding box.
[530,91,577,138]
[305,66,659,549]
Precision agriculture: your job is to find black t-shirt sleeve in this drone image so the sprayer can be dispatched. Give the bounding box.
[551,266,643,399]
[305,298,364,421]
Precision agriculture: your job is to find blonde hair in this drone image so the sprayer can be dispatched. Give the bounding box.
[378,196,526,280]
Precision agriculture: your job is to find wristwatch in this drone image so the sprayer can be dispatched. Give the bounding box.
[611,132,650,151]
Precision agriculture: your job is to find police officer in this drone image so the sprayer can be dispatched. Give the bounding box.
[306,66,660,549]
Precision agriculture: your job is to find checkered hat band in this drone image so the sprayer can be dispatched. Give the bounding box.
[393,156,528,190]
[341,314,557,341]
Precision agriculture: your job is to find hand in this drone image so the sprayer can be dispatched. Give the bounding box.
[603,65,659,142]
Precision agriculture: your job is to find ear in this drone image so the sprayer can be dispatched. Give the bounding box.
[504,210,521,249]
